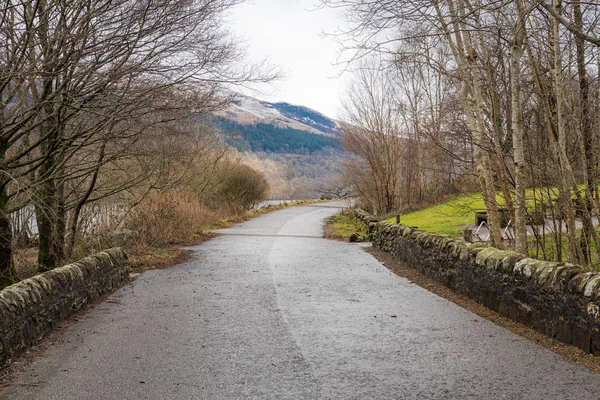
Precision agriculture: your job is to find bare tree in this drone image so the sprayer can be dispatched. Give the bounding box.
[340,63,404,215]
[322,0,600,261]
[0,0,277,286]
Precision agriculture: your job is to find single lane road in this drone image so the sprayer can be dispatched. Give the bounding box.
[3,202,600,399]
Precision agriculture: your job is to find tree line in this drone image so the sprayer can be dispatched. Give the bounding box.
[324,0,600,267]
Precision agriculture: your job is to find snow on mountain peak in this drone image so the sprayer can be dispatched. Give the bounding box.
[215,93,343,137]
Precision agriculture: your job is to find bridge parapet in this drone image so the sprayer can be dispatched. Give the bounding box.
[0,248,131,368]
[355,208,600,355]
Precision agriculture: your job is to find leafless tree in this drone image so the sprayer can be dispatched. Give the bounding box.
[0,0,277,286]
[323,0,600,264]
[340,63,405,215]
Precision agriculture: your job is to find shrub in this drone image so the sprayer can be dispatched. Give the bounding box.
[125,191,221,247]
[214,164,269,211]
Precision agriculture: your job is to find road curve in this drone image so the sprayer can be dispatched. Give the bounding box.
[3,201,600,399]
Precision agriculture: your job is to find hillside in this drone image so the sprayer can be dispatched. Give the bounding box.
[214,93,350,199]
[218,119,342,154]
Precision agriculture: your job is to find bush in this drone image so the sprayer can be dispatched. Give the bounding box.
[214,163,269,211]
[124,191,221,247]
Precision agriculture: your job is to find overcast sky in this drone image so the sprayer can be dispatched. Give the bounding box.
[227,0,349,119]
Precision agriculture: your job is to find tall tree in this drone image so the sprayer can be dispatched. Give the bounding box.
[0,0,276,285]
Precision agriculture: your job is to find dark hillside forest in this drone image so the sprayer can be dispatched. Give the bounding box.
[218,120,342,154]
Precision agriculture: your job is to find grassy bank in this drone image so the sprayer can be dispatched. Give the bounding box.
[384,192,492,235]
[384,188,567,236]
[374,190,600,268]
[325,208,367,241]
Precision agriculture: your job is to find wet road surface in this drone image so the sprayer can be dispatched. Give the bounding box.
[3,202,600,399]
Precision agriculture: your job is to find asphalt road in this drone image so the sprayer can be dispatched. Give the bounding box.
[3,201,600,399]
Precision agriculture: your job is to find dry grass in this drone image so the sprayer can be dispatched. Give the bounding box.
[13,248,38,281]
[126,191,225,247]
[127,233,217,273]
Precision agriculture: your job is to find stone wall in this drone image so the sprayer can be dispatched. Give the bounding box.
[0,248,131,368]
[355,209,600,355]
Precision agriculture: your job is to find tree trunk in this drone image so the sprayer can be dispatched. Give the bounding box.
[511,0,528,254]
[0,172,18,289]
[36,177,59,272]
[54,178,66,261]
[551,0,584,264]
[573,0,600,264]
[437,0,504,248]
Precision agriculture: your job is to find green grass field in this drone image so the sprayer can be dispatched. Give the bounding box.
[385,193,495,235]
[384,188,563,236]
[381,188,600,268]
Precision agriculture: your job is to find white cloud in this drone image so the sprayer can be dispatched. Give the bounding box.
[227,0,349,119]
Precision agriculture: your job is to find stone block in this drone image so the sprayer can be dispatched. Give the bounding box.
[583,275,600,298]
[547,265,582,291]
[568,272,596,296]
[467,242,489,259]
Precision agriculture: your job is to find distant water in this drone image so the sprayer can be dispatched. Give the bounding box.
[253,200,300,209]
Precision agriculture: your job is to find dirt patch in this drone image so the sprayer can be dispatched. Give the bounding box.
[128,232,216,273]
[364,245,600,375]
[323,216,341,241]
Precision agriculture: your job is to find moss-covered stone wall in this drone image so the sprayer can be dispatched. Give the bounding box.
[0,248,131,368]
[355,209,600,354]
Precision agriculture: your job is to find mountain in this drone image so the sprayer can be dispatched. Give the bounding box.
[213,93,350,200]
[215,93,344,138]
